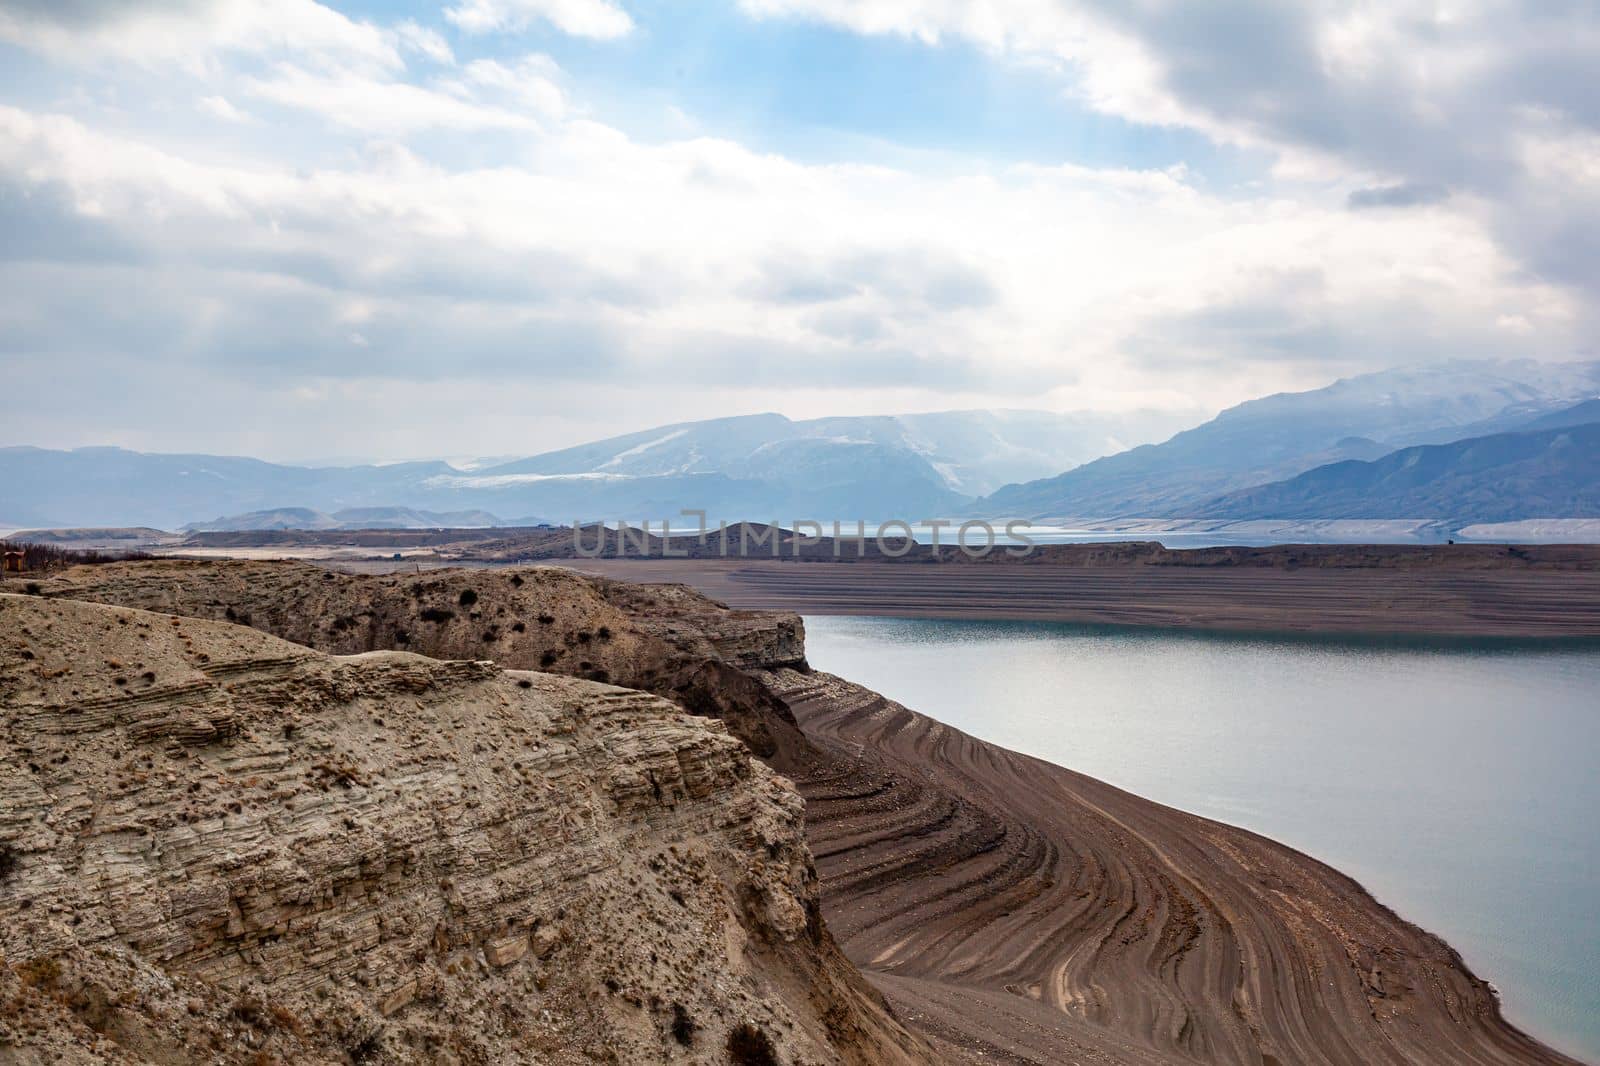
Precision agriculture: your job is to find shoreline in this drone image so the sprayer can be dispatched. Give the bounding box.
[797,614,1600,1062]
[538,558,1600,638]
[761,665,1584,1065]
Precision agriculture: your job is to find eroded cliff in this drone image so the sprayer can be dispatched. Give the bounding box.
[0,592,922,1064]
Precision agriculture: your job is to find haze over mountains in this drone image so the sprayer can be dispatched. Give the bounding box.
[5,360,1599,534]
[3,409,1183,530]
[981,359,1600,523]
[1197,422,1600,523]
[184,507,510,533]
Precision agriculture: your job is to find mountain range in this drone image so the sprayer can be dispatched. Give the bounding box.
[1195,420,1600,523]
[6,361,1599,534]
[981,359,1600,522]
[183,506,512,532]
[2,408,1184,530]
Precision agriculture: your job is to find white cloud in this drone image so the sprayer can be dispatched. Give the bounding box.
[197,95,249,123]
[244,65,543,134]
[0,0,401,72]
[459,55,568,118]
[0,0,1595,458]
[395,19,455,65]
[0,98,1576,421]
[738,1,1600,310]
[445,0,634,39]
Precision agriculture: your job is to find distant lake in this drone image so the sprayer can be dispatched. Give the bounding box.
[803,616,1600,1062]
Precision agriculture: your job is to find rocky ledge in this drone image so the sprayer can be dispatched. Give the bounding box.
[0,592,922,1064]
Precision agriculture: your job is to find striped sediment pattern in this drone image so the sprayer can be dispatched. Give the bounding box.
[763,667,1580,1066]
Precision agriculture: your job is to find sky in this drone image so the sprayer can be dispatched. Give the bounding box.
[1,0,1597,462]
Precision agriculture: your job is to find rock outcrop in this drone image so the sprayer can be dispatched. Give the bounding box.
[34,560,809,760]
[0,592,923,1064]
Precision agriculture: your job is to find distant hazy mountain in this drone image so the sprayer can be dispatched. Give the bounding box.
[461,409,1187,498]
[1518,398,1600,433]
[186,507,511,532]
[1197,419,1600,523]
[4,408,1179,528]
[0,447,461,530]
[980,360,1600,519]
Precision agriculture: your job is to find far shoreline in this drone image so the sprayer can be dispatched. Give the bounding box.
[531,557,1600,639]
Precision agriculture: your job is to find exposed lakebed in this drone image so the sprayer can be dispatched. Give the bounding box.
[803,615,1600,1061]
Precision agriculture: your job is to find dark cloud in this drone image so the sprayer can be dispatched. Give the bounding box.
[0,0,207,27]
[1083,1,1600,298]
[1347,182,1450,210]
[746,249,997,311]
[1123,282,1543,379]
[0,180,143,264]
[803,307,886,342]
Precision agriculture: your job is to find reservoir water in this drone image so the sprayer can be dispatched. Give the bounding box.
[802,615,1600,1062]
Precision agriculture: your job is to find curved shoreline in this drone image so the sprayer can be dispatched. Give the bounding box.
[760,665,1586,1065]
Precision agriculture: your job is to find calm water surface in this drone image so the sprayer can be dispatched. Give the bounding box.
[802,616,1600,1062]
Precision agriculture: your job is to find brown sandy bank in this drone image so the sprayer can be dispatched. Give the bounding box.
[760,667,1584,1065]
[546,558,1600,637]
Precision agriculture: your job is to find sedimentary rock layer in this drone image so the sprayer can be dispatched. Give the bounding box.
[0,592,923,1064]
[32,559,809,760]
[761,667,1580,1066]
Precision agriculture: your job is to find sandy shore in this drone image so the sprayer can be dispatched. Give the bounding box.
[544,558,1600,638]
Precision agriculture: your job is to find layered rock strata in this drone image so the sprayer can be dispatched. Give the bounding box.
[0,592,922,1064]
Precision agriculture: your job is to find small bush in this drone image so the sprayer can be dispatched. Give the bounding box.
[18,956,61,989]
[671,1003,696,1046]
[0,842,19,881]
[345,1028,384,1064]
[509,574,524,588]
[726,1024,778,1066]
[511,621,526,633]
[539,651,559,668]
[537,613,555,625]
[230,994,266,1028]
[458,589,478,607]
[419,608,453,624]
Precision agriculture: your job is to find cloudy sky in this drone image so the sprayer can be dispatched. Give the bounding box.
[2,1,1597,461]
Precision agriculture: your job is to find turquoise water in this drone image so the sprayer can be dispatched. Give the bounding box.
[802,616,1600,1062]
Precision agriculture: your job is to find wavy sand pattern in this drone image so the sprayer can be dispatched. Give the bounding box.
[761,666,1581,1065]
